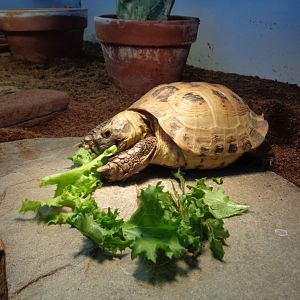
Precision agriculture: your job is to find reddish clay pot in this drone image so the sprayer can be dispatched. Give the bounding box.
[0,8,87,62]
[95,15,199,94]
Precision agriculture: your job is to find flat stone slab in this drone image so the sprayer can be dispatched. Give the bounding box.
[0,138,299,300]
[0,89,69,127]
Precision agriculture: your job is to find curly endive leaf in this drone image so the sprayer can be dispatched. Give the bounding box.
[187,178,249,219]
[40,145,117,196]
[123,183,185,263]
[68,147,93,166]
[203,189,249,219]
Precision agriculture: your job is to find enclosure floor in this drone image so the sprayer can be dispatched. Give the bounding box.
[0,137,299,299]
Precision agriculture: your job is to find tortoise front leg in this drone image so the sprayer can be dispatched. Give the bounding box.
[97,136,157,182]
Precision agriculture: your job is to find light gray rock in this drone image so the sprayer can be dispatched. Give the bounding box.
[0,138,299,300]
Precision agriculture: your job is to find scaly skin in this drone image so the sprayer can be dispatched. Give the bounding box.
[81,110,150,154]
[97,136,157,181]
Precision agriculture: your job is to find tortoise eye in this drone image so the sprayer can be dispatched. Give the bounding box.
[102,130,111,138]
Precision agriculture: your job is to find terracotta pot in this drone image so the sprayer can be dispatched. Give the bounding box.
[95,15,199,94]
[0,8,87,62]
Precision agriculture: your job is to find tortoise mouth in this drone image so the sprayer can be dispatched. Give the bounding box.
[78,139,98,156]
[95,140,117,154]
[82,135,124,156]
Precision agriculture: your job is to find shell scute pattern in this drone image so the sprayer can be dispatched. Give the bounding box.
[214,144,225,155]
[212,89,228,102]
[151,85,179,102]
[199,145,210,156]
[130,82,268,166]
[226,135,237,143]
[242,140,253,152]
[182,92,205,104]
[168,118,181,140]
[228,143,238,153]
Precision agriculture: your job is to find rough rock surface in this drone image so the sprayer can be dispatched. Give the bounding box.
[0,89,69,127]
[0,138,299,300]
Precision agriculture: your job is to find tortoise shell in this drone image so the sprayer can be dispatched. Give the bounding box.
[130,82,268,158]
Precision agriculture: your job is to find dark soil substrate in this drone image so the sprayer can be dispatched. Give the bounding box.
[0,42,299,187]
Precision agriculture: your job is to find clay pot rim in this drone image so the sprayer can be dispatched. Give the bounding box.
[0,8,87,32]
[95,14,200,47]
[95,14,199,25]
[0,8,87,18]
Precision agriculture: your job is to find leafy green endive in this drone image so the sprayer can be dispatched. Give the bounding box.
[123,170,248,261]
[68,147,94,166]
[19,147,248,263]
[123,183,185,263]
[19,146,128,253]
[188,178,249,219]
[124,179,234,262]
[40,145,117,196]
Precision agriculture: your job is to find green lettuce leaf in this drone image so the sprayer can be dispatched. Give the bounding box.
[187,177,248,219]
[203,189,249,219]
[206,218,230,260]
[68,147,94,166]
[19,145,128,253]
[40,145,117,196]
[171,169,186,194]
[19,157,248,263]
[123,183,185,263]
[19,173,100,213]
[213,177,223,185]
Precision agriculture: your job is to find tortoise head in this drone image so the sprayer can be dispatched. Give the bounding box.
[82,110,149,154]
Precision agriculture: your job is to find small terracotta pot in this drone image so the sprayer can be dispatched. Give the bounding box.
[95,15,199,94]
[0,8,87,62]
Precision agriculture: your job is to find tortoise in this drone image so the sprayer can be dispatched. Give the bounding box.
[81,82,269,182]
